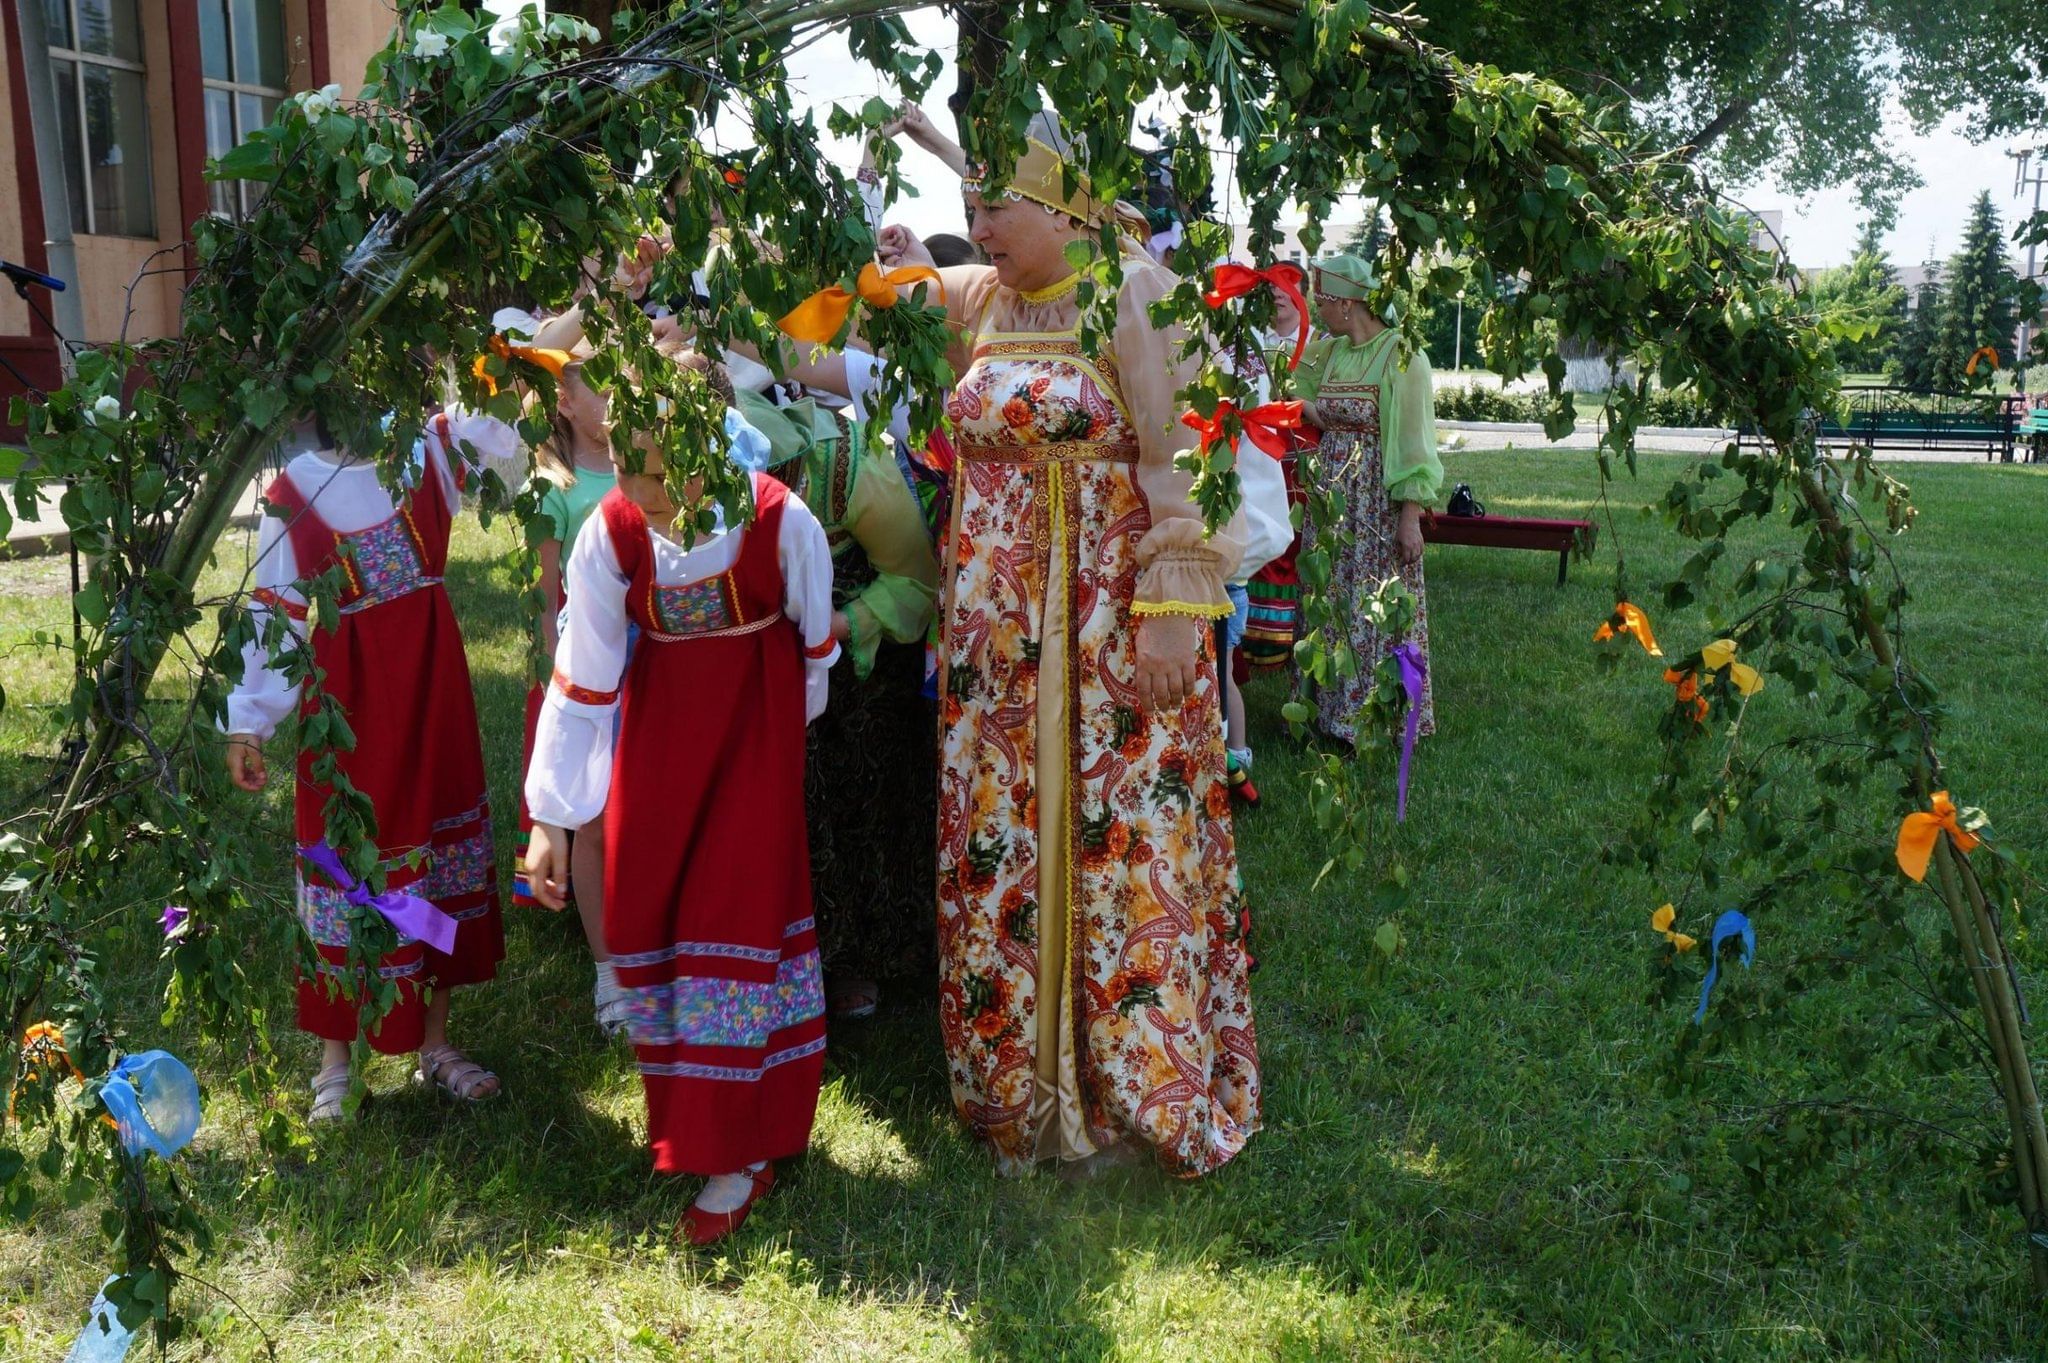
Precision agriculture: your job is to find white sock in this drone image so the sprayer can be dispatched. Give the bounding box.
[594,959,619,995]
[693,1162,768,1214]
[1227,746,1253,771]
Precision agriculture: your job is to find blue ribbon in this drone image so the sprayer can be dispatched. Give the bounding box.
[725,407,774,472]
[1693,909,1756,1024]
[99,1050,201,1159]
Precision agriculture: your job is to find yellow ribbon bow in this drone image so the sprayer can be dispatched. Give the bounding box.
[472,333,574,398]
[777,263,943,345]
[1593,602,1662,656]
[1894,791,1981,883]
[1699,638,1764,696]
[1651,904,1697,953]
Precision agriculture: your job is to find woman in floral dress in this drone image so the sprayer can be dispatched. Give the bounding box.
[882,113,1260,1178]
[1294,253,1445,743]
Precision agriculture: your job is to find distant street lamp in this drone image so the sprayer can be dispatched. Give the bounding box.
[2012,147,2045,384]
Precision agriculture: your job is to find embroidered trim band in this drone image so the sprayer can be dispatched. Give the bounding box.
[551,669,619,706]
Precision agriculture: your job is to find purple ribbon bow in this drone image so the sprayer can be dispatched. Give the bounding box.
[1393,643,1426,822]
[298,842,458,955]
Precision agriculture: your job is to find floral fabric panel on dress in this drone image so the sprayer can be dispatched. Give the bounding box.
[947,340,1133,456]
[937,337,1260,1178]
[650,573,740,637]
[339,510,434,613]
[297,790,496,968]
[622,949,826,1049]
[1298,381,1434,743]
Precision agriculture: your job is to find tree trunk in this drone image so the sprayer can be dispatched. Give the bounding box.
[946,2,1007,153]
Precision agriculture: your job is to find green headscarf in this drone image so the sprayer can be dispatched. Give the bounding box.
[733,388,843,469]
[1312,252,1379,301]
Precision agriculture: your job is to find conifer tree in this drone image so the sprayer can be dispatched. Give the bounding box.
[1893,272,1944,391]
[1930,191,2023,390]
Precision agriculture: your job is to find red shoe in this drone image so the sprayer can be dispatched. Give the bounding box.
[679,1164,776,1247]
[1227,764,1261,807]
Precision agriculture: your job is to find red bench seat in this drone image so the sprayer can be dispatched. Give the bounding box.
[1422,513,1595,585]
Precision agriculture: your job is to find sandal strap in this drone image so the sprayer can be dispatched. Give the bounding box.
[311,1063,352,1097]
[419,1045,496,1097]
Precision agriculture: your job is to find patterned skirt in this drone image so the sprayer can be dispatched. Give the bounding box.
[1296,418,1435,744]
[806,641,938,984]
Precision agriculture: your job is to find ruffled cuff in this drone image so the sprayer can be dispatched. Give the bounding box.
[843,602,878,680]
[1385,470,1441,508]
[1133,518,1235,619]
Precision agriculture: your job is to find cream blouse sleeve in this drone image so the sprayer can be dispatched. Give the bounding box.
[934,263,1000,378]
[1116,263,1245,617]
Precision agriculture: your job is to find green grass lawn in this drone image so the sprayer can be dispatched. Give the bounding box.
[4,448,2047,1360]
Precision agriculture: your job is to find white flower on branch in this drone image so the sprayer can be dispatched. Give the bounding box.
[411,29,452,61]
[547,16,602,45]
[84,395,122,427]
[298,84,343,119]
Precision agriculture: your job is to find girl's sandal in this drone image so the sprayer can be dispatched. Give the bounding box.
[594,978,634,1040]
[309,1062,353,1124]
[414,1044,500,1102]
[827,978,880,1021]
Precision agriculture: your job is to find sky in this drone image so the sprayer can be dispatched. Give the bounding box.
[488,1,2045,276]
[1754,114,2045,271]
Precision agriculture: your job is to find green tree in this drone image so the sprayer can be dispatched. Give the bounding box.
[1930,192,2025,390]
[1806,221,1906,374]
[1407,0,2048,217]
[1893,273,1944,391]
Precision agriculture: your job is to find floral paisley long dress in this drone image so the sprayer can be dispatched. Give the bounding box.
[1294,329,1445,743]
[932,259,1261,1177]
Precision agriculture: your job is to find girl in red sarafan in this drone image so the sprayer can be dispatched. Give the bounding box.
[524,380,837,1246]
[223,405,522,1123]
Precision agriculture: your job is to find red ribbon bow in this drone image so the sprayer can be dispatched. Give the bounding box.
[1181,399,1305,462]
[1204,262,1310,370]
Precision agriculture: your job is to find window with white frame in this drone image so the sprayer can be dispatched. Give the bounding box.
[199,0,287,220]
[43,0,155,237]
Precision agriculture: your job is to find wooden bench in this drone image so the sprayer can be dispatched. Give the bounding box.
[1422,512,1596,586]
[2020,406,2048,464]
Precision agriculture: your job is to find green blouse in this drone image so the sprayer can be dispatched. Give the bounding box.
[734,389,938,679]
[1294,328,1445,507]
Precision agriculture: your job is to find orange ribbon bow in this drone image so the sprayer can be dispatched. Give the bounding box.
[1663,667,1708,722]
[1593,601,1662,656]
[1181,399,1306,462]
[1205,262,1310,370]
[777,263,943,345]
[1965,345,2000,376]
[471,333,573,398]
[1894,790,1981,883]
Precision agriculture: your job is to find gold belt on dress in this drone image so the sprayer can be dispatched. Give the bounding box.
[642,609,785,645]
[957,439,1140,466]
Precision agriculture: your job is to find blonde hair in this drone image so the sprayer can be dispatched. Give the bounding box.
[531,361,594,491]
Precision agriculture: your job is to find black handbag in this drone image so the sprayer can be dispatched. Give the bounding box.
[1445,482,1485,517]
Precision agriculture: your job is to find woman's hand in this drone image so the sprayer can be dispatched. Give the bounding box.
[1135,614,1201,713]
[830,610,852,644]
[877,223,935,272]
[525,823,571,912]
[1396,501,1425,568]
[885,103,969,175]
[224,734,267,791]
[649,312,686,348]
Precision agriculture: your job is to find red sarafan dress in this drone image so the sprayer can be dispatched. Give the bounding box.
[258,442,504,1052]
[599,478,827,1175]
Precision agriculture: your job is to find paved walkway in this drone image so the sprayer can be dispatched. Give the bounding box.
[1438,421,2032,465]
[3,478,264,559]
[3,424,2034,560]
